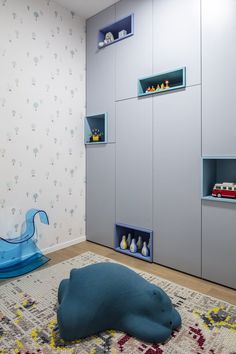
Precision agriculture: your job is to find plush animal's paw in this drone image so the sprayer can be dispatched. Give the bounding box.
[171,307,182,329]
[122,314,172,343]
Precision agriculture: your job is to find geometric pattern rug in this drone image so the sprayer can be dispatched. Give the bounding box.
[0,251,236,354]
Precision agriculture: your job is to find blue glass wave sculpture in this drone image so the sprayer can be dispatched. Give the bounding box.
[0,209,50,279]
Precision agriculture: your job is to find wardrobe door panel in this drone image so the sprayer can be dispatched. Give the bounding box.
[116,98,152,229]
[86,6,116,142]
[202,0,236,155]
[86,144,115,247]
[202,201,236,289]
[153,0,201,87]
[115,0,153,101]
[153,86,201,276]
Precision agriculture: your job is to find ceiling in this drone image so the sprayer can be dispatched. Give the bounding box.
[53,0,120,19]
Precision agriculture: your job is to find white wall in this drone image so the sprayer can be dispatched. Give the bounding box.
[0,0,86,252]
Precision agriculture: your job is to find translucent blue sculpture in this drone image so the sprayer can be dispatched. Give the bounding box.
[0,209,50,279]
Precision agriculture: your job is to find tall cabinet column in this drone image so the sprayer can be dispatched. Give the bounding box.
[86,6,116,247]
[153,86,201,276]
[116,98,152,229]
[201,0,236,288]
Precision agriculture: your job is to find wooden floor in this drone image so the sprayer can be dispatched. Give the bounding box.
[45,241,236,306]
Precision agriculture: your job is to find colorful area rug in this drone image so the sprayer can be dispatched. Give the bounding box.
[0,252,236,354]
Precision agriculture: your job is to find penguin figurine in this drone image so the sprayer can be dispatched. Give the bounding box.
[130,239,138,253]
[127,233,131,248]
[137,236,143,251]
[120,235,127,250]
[141,241,149,257]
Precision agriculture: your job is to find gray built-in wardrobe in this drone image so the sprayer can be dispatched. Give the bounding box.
[85,0,236,289]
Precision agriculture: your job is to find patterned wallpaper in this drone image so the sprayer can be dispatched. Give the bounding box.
[0,0,86,251]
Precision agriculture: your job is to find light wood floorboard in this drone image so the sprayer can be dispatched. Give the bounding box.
[45,241,236,306]
[1,241,235,306]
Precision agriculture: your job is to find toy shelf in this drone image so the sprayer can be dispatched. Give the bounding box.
[202,157,236,203]
[115,223,153,262]
[98,14,134,48]
[138,67,186,97]
[84,113,107,145]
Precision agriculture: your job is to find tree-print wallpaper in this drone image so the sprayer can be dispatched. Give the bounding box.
[0,0,86,251]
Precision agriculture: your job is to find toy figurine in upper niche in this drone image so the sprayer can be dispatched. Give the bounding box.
[118,29,127,39]
[104,32,114,45]
[212,182,236,199]
[98,41,105,48]
[165,80,170,89]
[89,128,103,142]
[146,81,171,93]
[98,32,114,48]
[145,86,156,93]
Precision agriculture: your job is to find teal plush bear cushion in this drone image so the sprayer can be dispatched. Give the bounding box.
[57,262,181,343]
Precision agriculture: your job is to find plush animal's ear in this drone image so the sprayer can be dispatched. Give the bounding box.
[152,288,162,301]
[70,268,78,279]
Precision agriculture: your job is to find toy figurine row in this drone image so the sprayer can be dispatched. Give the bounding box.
[146,80,170,93]
[98,30,127,48]
[120,234,150,257]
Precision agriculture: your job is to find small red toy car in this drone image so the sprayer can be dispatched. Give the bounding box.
[212,182,236,198]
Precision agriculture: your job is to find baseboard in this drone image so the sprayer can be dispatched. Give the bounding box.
[43,236,86,255]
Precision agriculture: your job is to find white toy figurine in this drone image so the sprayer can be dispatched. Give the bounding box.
[130,238,137,253]
[104,32,114,45]
[137,236,143,251]
[98,41,105,48]
[118,29,127,38]
[127,233,131,247]
[141,242,149,257]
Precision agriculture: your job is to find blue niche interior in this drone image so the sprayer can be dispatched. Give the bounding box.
[98,14,134,47]
[202,157,236,203]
